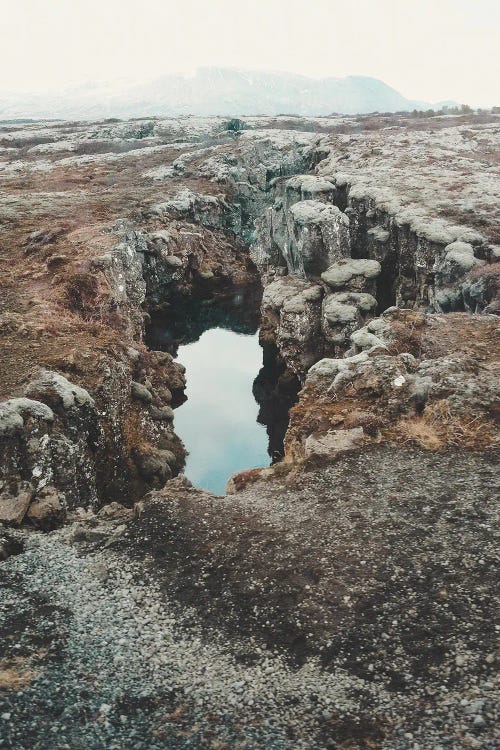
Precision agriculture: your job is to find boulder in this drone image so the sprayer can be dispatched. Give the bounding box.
[0,483,34,526]
[26,487,65,530]
[321,258,381,292]
[131,381,153,403]
[134,449,175,485]
[322,292,377,351]
[163,255,183,269]
[305,427,365,459]
[25,370,94,411]
[150,405,174,422]
[0,398,54,437]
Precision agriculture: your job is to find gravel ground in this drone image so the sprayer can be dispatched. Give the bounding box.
[0,530,389,750]
[1,446,498,749]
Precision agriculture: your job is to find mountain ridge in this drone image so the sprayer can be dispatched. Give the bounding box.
[0,67,457,119]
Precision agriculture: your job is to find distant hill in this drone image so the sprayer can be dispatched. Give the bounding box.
[0,67,455,120]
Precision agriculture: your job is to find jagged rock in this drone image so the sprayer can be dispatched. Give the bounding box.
[432,241,486,311]
[461,263,500,313]
[0,482,34,525]
[261,278,325,375]
[322,292,377,351]
[0,372,106,513]
[284,174,336,203]
[288,200,350,275]
[253,195,350,276]
[151,189,224,228]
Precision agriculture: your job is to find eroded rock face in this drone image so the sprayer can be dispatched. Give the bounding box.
[252,186,350,276]
[321,257,381,292]
[0,112,498,518]
[260,277,325,375]
[0,355,186,519]
[0,113,498,750]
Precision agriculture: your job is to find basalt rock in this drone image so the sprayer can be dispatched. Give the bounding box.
[0,113,498,520]
[286,310,499,460]
[26,486,66,530]
[253,195,350,276]
[260,277,325,376]
[321,291,378,354]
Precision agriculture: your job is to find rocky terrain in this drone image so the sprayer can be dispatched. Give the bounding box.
[0,111,499,749]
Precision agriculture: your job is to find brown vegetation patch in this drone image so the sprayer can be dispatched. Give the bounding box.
[384,311,426,356]
[0,657,37,690]
[394,400,499,451]
[65,271,99,314]
[421,313,499,362]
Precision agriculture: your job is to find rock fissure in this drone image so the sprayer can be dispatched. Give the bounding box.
[0,113,498,749]
[1,116,498,518]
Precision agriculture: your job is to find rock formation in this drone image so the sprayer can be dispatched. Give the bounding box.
[0,111,498,749]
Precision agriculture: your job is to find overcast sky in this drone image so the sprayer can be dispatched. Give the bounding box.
[1,0,498,105]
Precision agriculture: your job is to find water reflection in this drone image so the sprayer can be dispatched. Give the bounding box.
[146,290,299,495]
[147,289,261,357]
[174,328,269,494]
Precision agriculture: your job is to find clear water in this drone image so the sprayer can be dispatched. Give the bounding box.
[174,327,269,495]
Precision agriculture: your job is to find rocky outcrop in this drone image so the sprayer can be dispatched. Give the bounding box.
[260,277,324,375]
[252,175,350,275]
[0,355,186,523]
[0,113,499,750]
[0,371,101,521]
[0,112,498,517]
[285,310,499,462]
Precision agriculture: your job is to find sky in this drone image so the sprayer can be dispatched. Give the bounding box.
[1,0,498,106]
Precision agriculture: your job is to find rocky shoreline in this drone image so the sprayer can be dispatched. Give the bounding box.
[0,112,499,748]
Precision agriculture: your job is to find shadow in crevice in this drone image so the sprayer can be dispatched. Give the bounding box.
[376,250,398,313]
[253,343,301,464]
[145,285,262,357]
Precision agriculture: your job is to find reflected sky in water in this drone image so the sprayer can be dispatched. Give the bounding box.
[174,327,269,495]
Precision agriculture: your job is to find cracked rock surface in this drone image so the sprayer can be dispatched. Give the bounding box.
[0,112,499,748]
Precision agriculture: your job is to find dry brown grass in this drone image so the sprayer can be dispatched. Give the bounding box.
[393,399,499,451]
[385,311,426,357]
[393,416,444,450]
[470,260,500,280]
[0,657,37,690]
